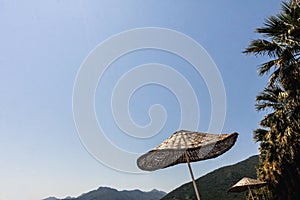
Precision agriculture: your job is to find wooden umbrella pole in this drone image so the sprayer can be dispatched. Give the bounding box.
[248,186,254,200]
[185,151,201,200]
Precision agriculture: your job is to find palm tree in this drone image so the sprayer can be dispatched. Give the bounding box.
[244,1,300,199]
[254,86,299,199]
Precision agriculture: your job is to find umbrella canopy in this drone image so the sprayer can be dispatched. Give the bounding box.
[137,130,238,171]
[228,177,267,192]
[137,130,238,200]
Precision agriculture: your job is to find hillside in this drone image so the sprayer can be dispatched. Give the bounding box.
[43,188,166,200]
[43,156,258,200]
[161,155,259,200]
[71,187,166,200]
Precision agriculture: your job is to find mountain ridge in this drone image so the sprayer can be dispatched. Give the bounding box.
[161,155,259,200]
[42,187,166,200]
[43,155,259,200]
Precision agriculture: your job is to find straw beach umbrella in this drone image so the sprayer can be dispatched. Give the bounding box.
[137,130,238,200]
[228,177,267,200]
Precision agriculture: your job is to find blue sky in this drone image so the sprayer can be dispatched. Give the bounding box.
[0,0,283,199]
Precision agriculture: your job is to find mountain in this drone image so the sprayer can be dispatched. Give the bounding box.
[43,155,258,200]
[42,198,60,200]
[43,188,166,200]
[71,187,166,200]
[161,155,259,200]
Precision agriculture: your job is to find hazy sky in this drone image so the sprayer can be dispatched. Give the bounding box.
[0,0,282,199]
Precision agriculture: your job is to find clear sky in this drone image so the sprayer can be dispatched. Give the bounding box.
[0,0,283,199]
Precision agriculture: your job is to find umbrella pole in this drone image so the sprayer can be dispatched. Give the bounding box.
[248,186,254,200]
[185,152,201,200]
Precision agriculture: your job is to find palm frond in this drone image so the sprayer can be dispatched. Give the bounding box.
[258,59,278,76]
[244,39,282,57]
[254,128,269,142]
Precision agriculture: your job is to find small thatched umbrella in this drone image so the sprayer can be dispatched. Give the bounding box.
[228,177,267,200]
[137,130,238,200]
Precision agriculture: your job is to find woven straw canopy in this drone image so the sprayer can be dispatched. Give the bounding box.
[137,130,238,171]
[228,177,267,192]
